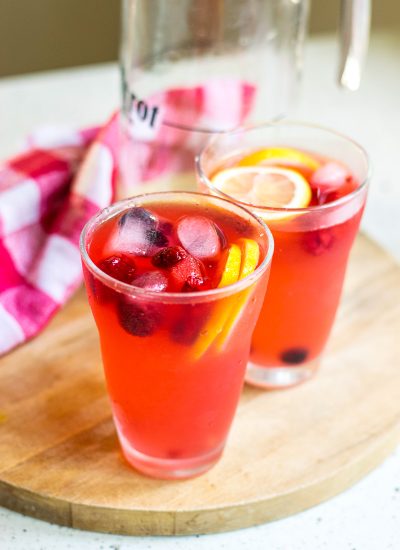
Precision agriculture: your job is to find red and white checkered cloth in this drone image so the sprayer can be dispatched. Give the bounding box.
[0,114,119,355]
[0,80,255,356]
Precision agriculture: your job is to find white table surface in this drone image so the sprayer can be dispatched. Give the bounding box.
[0,32,399,550]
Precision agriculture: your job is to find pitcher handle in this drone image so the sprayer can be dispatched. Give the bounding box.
[338,0,371,91]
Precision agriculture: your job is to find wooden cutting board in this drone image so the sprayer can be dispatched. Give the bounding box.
[0,234,399,536]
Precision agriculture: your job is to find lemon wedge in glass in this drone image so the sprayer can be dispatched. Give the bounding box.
[192,239,260,359]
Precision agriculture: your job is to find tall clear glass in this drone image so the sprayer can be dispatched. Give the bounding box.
[80,192,274,478]
[197,122,370,389]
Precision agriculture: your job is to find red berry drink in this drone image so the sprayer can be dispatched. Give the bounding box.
[197,122,370,389]
[80,192,273,478]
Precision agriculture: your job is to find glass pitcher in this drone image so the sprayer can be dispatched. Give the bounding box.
[118,0,370,196]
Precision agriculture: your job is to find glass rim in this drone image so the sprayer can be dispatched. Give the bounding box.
[195,119,371,215]
[80,191,274,303]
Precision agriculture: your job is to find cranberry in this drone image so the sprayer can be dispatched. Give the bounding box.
[170,304,211,344]
[152,246,187,269]
[98,255,136,284]
[182,274,205,291]
[169,255,204,292]
[303,229,335,256]
[117,298,162,337]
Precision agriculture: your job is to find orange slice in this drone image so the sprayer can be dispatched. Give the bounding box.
[211,166,312,221]
[238,147,320,171]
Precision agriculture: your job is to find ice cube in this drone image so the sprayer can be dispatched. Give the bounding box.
[104,207,158,257]
[133,271,168,292]
[311,162,350,192]
[177,216,221,260]
[119,207,156,230]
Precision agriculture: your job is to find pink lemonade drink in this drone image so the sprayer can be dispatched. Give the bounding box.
[80,192,273,478]
[197,122,369,389]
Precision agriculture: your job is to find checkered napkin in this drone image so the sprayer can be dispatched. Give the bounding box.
[0,80,255,356]
[0,114,119,356]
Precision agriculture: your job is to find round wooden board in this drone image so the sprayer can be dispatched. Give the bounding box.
[0,234,399,536]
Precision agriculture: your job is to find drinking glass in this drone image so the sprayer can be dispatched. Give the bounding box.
[80,192,273,478]
[197,122,370,389]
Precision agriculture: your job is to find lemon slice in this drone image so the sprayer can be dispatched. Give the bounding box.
[238,238,260,280]
[192,244,241,359]
[215,239,260,350]
[218,244,241,288]
[211,166,312,221]
[238,147,320,171]
[192,240,260,359]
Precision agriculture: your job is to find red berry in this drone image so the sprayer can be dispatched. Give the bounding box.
[98,255,136,284]
[303,229,335,256]
[170,304,211,344]
[117,298,162,337]
[169,254,204,292]
[152,246,187,269]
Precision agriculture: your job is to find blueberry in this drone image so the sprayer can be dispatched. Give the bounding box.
[117,299,161,337]
[152,246,187,269]
[303,229,335,256]
[118,207,156,229]
[280,348,309,365]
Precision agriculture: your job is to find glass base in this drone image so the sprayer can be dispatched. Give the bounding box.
[245,358,319,390]
[118,431,225,480]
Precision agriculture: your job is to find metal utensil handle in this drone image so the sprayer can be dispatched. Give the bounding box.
[338,0,371,91]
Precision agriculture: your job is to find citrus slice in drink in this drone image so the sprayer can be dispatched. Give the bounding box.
[192,239,260,359]
[193,238,260,359]
[238,147,320,171]
[216,238,260,350]
[238,237,260,280]
[211,166,312,221]
[217,243,241,288]
[192,244,241,359]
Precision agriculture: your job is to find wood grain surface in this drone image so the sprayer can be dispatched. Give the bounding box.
[0,234,399,536]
